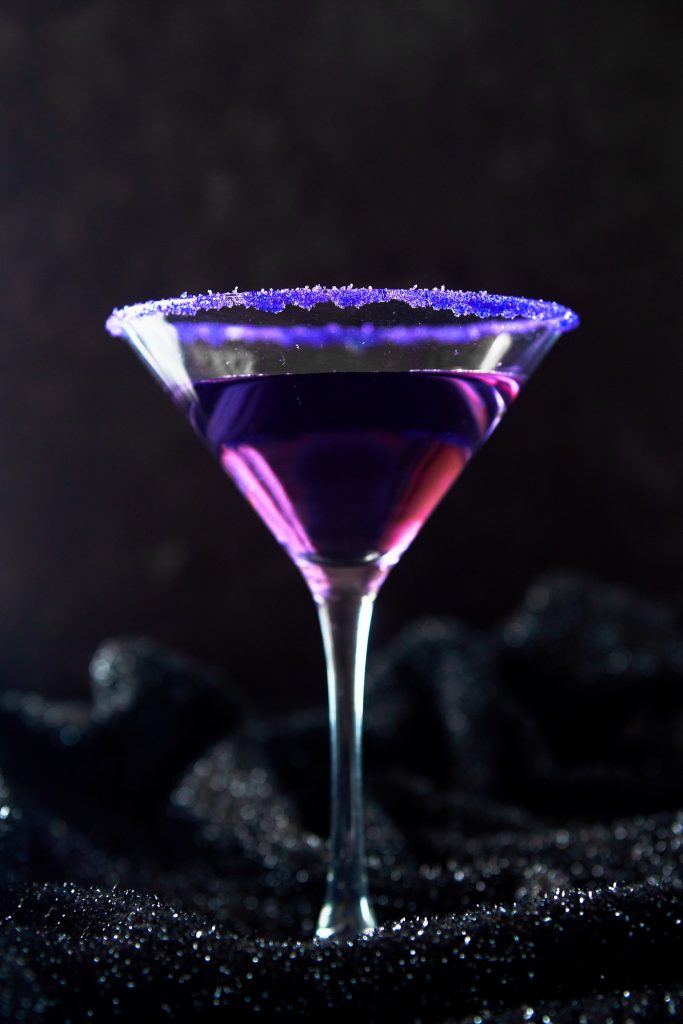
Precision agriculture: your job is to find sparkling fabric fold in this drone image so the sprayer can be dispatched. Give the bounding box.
[0,574,681,1021]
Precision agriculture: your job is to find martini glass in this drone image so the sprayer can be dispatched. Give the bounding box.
[106,286,579,938]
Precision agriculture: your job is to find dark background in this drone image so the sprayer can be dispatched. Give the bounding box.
[1,1,680,707]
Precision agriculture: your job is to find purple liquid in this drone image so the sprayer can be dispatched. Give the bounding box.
[191,371,520,572]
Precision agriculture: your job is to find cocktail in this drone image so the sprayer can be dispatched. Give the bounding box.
[106,286,579,938]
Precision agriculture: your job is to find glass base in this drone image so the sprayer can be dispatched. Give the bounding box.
[316,896,377,940]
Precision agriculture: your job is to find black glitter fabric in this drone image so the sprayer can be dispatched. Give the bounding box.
[0,574,682,1022]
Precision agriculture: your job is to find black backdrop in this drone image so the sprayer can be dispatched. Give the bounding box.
[1,0,681,705]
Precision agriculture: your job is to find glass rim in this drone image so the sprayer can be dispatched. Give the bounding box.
[105,285,580,341]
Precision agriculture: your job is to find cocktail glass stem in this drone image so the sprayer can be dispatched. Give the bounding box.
[313,572,378,939]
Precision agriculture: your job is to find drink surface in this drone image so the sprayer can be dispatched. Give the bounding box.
[190,371,520,570]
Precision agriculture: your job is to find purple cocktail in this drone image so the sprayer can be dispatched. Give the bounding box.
[191,370,520,596]
[106,286,579,937]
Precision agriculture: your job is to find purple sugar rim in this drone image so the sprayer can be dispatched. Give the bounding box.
[105,285,579,338]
